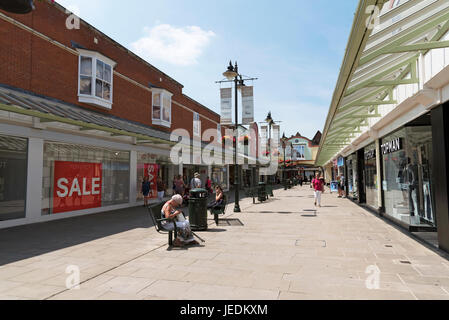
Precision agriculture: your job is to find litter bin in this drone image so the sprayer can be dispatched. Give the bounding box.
[266,184,274,197]
[258,182,267,202]
[188,188,208,231]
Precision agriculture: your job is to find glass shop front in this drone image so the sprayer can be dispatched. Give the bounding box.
[381,121,435,228]
[346,153,358,200]
[0,134,28,221]
[364,143,379,209]
[42,141,130,215]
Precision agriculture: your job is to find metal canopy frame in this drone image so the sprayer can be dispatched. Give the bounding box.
[316,0,449,166]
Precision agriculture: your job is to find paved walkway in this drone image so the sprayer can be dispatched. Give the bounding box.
[1,186,449,300]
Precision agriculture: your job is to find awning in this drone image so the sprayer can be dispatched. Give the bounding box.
[316,0,449,166]
[0,85,173,145]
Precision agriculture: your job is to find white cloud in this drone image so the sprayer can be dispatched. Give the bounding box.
[130,24,215,66]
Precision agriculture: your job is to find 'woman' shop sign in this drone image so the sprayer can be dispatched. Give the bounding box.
[53,161,102,214]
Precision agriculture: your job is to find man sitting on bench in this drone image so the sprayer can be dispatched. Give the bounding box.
[161,195,199,247]
[207,186,224,210]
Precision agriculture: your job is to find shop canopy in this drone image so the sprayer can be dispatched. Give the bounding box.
[0,85,174,146]
[0,85,262,164]
[316,0,449,166]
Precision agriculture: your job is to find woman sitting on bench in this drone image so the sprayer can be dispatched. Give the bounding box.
[161,195,198,247]
[207,186,224,210]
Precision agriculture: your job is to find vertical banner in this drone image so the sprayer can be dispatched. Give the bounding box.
[144,164,158,199]
[260,125,268,157]
[53,161,102,214]
[220,88,232,125]
[272,124,280,158]
[241,86,254,125]
[249,122,259,159]
[272,124,280,146]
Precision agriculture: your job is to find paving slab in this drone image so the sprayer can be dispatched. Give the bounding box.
[1,186,449,300]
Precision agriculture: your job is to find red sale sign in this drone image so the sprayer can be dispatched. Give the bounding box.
[53,161,102,214]
[144,164,158,199]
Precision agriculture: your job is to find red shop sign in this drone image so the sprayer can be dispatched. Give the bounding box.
[144,164,158,199]
[53,161,102,214]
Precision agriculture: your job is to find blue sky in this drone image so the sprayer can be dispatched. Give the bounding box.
[57,0,358,139]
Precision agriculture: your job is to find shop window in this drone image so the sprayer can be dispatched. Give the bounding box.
[212,166,228,191]
[136,152,173,201]
[0,135,28,221]
[77,49,116,109]
[42,142,130,215]
[346,154,358,199]
[152,89,172,128]
[364,144,378,209]
[293,145,306,160]
[381,125,435,227]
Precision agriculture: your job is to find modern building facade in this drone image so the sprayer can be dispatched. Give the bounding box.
[0,1,228,228]
[317,0,449,252]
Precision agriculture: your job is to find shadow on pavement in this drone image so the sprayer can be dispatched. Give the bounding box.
[204,228,227,233]
[0,206,154,266]
[216,219,244,227]
[166,244,206,252]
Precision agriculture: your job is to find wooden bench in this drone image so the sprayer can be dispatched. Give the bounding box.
[148,201,178,246]
[210,195,228,225]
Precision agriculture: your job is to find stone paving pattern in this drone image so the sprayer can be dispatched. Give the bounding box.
[1,186,449,300]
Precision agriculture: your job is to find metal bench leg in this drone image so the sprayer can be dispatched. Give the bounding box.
[169,231,173,246]
[214,213,219,226]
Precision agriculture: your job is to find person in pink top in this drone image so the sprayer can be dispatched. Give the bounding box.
[312,173,325,208]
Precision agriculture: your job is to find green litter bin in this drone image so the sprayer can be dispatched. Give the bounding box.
[266,184,274,197]
[188,188,208,231]
[258,182,267,202]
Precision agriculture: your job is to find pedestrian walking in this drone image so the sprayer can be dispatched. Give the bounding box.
[174,175,185,196]
[141,176,151,207]
[312,173,325,208]
[157,177,166,202]
[190,172,202,189]
[205,176,213,195]
[338,175,345,198]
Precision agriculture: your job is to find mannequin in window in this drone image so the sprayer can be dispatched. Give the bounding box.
[405,156,420,222]
[397,152,408,206]
[421,156,433,222]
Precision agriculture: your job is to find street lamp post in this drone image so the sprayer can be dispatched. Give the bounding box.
[281,134,292,191]
[219,61,257,213]
[265,112,274,185]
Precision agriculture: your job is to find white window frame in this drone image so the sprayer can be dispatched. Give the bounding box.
[151,88,172,128]
[193,112,201,137]
[77,49,116,110]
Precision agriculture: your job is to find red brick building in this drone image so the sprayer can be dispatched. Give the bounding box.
[0,1,228,227]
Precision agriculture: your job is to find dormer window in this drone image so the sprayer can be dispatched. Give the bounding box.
[77,49,116,109]
[152,89,172,128]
